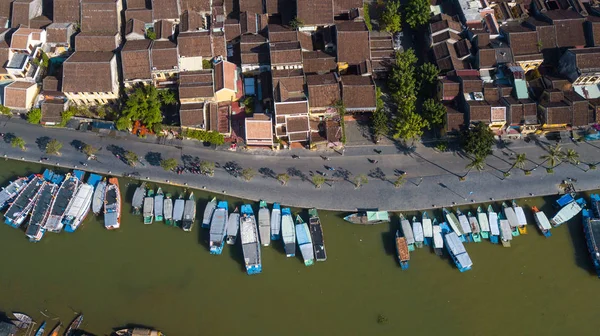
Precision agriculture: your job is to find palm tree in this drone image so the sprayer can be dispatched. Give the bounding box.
[539,143,565,173]
[353,174,368,189]
[277,173,290,185]
[460,156,485,180]
[505,153,527,177]
[564,148,580,165]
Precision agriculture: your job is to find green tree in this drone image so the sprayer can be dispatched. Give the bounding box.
[124,151,139,167]
[418,62,439,96]
[393,175,405,188]
[0,105,11,118]
[243,96,255,114]
[505,153,527,177]
[372,88,389,143]
[388,49,418,114]
[59,109,75,127]
[565,148,580,165]
[539,143,565,171]
[461,123,495,159]
[200,160,215,176]
[363,3,372,31]
[381,0,402,34]
[289,17,304,29]
[422,98,446,130]
[277,173,290,185]
[405,0,431,29]
[462,155,486,180]
[82,144,98,157]
[353,174,368,189]
[312,175,325,189]
[160,158,178,171]
[11,136,25,150]
[96,106,107,119]
[393,111,428,142]
[159,90,177,105]
[117,85,164,131]
[241,168,256,181]
[27,108,42,124]
[45,139,62,155]
[146,28,156,40]
[335,100,347,144]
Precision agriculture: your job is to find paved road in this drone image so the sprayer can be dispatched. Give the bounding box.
[1,117,599,211]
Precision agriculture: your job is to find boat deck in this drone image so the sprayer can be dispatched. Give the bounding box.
[401,219,414,244]
[489,212,500,235]
[396,235,409,261]
[422,218,433,238]
[412,221,424,242]
[309,219,327,261]
[29,183,55,225]
[432,225,443,248]
[132,184,145,209]
[173,199,184,221]
[504,207,519,228]
[5,176,42,222]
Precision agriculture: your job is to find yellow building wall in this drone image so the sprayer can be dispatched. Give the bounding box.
[215,89,236,102]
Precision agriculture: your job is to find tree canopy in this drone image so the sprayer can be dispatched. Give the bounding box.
[27,108,42,124]
[381,0,402,34]
[461,123,495,159]
[405,0,431,29]
[46,139,62,155]
[11,137,25,150]
[422,98,446,129]
[124,151,139,166]
[160,158,178,171]
[393,110,428,141]
[418,63,439,96]
[372,88,389,142]
[0,105,11,117]
[116,85,170,131]
[82,144,98,157]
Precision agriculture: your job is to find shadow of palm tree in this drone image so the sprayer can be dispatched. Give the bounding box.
[145,152,162,166]
[35,136,51,152]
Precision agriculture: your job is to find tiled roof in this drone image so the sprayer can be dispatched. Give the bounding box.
[212,31,227,58]
[11,0,33,28]
[125,0,146,9]
[75,32,118,52]
[207,102,230,133]
[180,0,211,12]
[177,31,212,57]
[53,0,80,23]
[0,0,11,17]
[268,24,297,42]
[553,17,585,48]
[121,39,152,81]
[570,47,600,71]
[307,73,340,108]
[151,0,180,20]
[297,0,334,26]
[80,0,120,32]
[478,47,496,68]
[179,71,214,99]
[125,9,153,23]
[62,51,115,93]
[276,101,308,115]
[340,75,376,110]
[125,18,146,39]
[336,21,370,65]
[151,40,178,70]
[214,60,236,91]
[240,11,258,34]
[286,115,309,132]
[298,31,314,51]
[246,114,273,140]
[269,41,302,65]
[224,19,241,41]
[179,103,205,127]
[302,51,336,74]
[46,23,73,44]
[10,27,43,50]
[180,10,204,32]
[43,76,60,91]
[333,0,363,14]
[239,0,263,14]
[41,99,66,123]
[4,81,36,109]
[154,20,175,40]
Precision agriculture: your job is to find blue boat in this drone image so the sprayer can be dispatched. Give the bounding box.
[240,204,262,275]
[556,193,575,208]
[295,215,315,266]
[395,230,409,270]
[209,201,228,255]
[440,222,473,272]
[5,174,44,228]
[34,321,46,336]
[582,206,600,277]
[487,205,500,244]
[0,176,29,210]
[42,169,65,185]
[62,171,95,233]
[551,197,586,227]
[26,181,58,242]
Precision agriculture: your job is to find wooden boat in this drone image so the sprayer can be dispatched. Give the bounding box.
[487,205,500,244]
[240,204,261,274]
[442,208,463,238]
[258,200,271,246]
[295,214,315,266]
[421,211,433,246]
[64,313,83,336]
[343,210,389,224]
[512,199,528,234]
[34,321,46,336]
[154,187,164,222]
[582,205,600,277]
[12,312,33,329]
[163,193,173,225]
[467,212,482,242]
[456,209,472,242]
[439,222,473,272]
[281,207,296,257]
[411,216,424,248]
[551,198,585,227]
[26,181,57,242]
[476,206,490,239]
[399,213,415,251]
[92,178,106,215]
[532,206,552,238]
[270,203,281,241]
[4,174,44,228]
[209,200,228,255]
[226,206,240,245]
[395,230,409,270]
[103,178,121,230]
[48,322,61,336]
[143,189,154,224]
[201,196,217,228]
[172,194,185,226]
[182,192,196,232]
[131,182,146,215]
[498,211,512,247]
[308,208,327,261]
[0,176,28,210]
[62,173,96,233]
[432,218,443,256]
[115,328,164,336]
[502,202,520,237]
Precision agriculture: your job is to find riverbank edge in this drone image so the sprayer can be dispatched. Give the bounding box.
[4,155,580,213]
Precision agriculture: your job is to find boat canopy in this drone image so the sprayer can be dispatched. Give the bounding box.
[412,221,424,242]
[534,211,552,230]
[433,225,443,248]
[458,213,472,234]
[514,205,527,225]
[488,212,500,235]
[499,220,513,240]
[556,194,575,207]
[401,218,414,244]
[422,218,433,237]
[367,211,389,221]
[478,212,490,232]
[504,207,519,228]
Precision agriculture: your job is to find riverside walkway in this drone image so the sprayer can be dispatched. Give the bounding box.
[1,117,599,211]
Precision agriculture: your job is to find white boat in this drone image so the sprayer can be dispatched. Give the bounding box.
[202,197,216,228]
[503,203,519,229]
[92,179,106,215]
[551,199,584,227]
[258,200,270,246]
[512,201,527,227]
[400,214,415,246]
[456,209,472,237]
[422,212,433,239]
[270,203,281,240]
[281,208,296,257]
[143,194,154,224]
[62,184,94,232]
[131,182,145,215]
[173,195,185,224]
[499,217,513,247]
[432,222,444,255]
[412,216,424,248]
[295,215,314,266]
[477,207,490,237]
[163,194,173,225]
[0,176,28,209]
[443,208,463,236]
[44,173,81,233]
[103,178,121,229]
[226,207,240,245]
[532,206,552,237]
[182,193,196,231]
[209,201,228,254]
[154,188,164,222]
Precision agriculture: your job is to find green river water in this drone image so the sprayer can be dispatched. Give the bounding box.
[1,160,600,335]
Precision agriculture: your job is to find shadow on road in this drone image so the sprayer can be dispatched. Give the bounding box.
[70,139,84,151]
[287,167,308,182]
[3,132,15,144]
[145,152,162,166]
[35,136,51,152]
[258,167,276,179]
